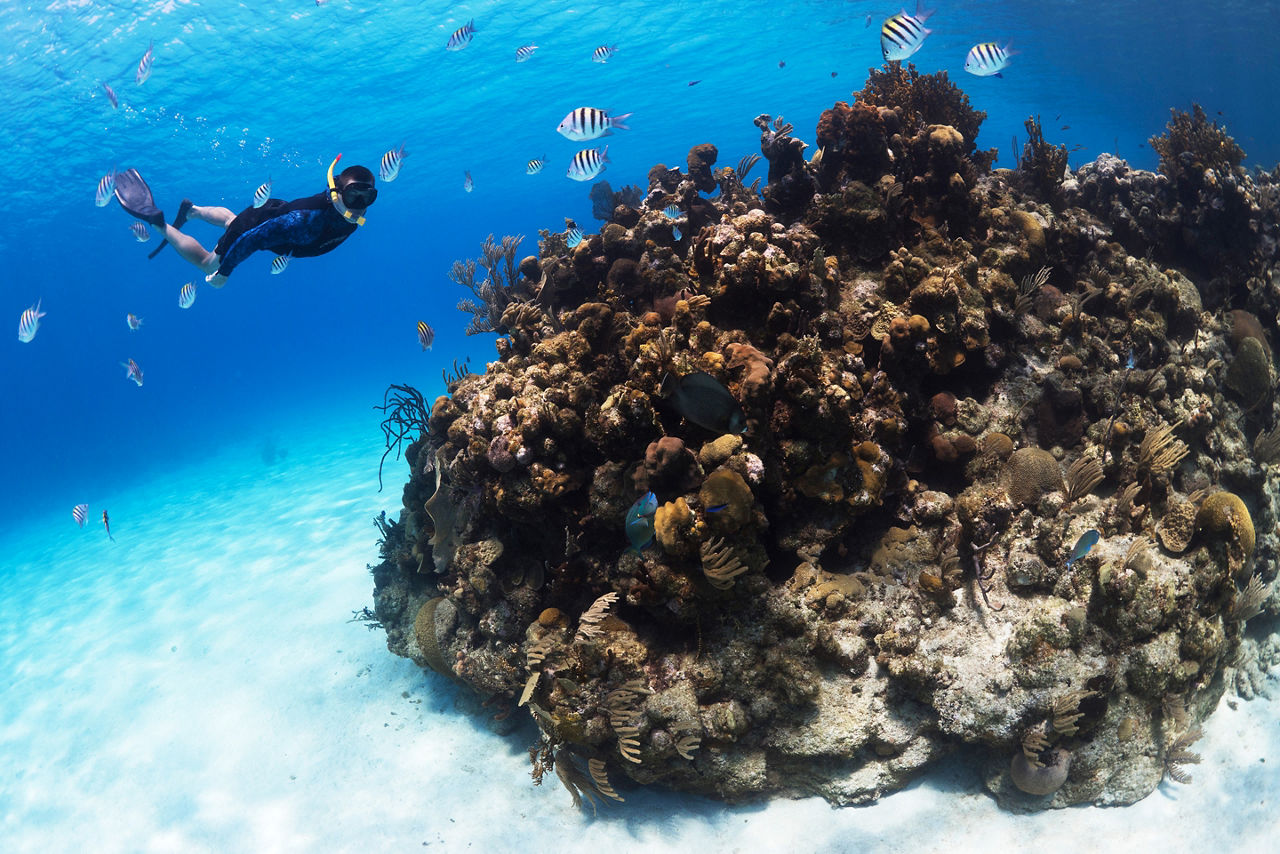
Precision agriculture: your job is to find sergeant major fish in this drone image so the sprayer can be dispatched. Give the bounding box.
[270,254,291,275]
[380,144,407,182]
[566,227,584,248]
[129,221,150,242]
[592,44,617,63]
[515,44,538,62]
[417,320,434,351]
[252,178,272,208]
[178,281,197,309]
[567,146,608,182]
[880,2,934,62]
[102,82,118,109]
[526,155,547,175]
[463,170,474,192]
[95,170,116,207]
[446,19,476,51]
[126,313,143,330]
[964,42,1016,77]
[72,503,89,528]
[122,358,143,387]
[17,299,45,343]
[135,41,154,85]
[557,107,631,141]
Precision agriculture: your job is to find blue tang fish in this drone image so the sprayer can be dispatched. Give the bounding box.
[1065,529,1100,567]
[626,492,658,553]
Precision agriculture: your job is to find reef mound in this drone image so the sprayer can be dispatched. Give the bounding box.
[368,70,1280,811]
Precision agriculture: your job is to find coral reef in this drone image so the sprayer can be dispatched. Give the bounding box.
[368,65,1280,812]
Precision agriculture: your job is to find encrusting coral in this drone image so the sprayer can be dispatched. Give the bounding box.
[367,64,1280,813]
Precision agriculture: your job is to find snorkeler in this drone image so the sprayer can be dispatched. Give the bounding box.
[114,155,377,286]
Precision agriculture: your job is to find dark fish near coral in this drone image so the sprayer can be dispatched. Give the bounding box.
[625,492,658,552]
[660,371,747,435]
[1065,529,1100,567]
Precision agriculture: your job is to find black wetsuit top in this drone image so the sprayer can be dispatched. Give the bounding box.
[213,191,358,278]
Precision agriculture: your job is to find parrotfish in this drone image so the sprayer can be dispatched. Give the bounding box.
[1065,529,1100,567]
[625,492,658,553]
[659,371,747,435]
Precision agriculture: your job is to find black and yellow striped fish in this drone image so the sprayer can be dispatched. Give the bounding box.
[880,3,934,62]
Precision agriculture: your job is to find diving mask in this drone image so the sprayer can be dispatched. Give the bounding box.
[326,153,376,225]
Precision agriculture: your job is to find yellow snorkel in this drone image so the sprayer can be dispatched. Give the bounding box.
[327,153,366,226]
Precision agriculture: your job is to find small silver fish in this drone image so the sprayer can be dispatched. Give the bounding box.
[557,107,631,141]
[102,509,116,541]
[463,170,474,192]
[515,44,538,62]
[178,281,197,309]
[17,299,45,343]
[417,320,434,351]
[662,205,681,219]
[72,503,89,528]
[95,170,116,207]
[592,44,617,63]
[566,227,584,248]
[881,2,934,62]
[380,143,407,182]
[126,313,143,330]
[252,178,272,208]
[567,146,608,182]
[270,254,291,275]
[964,42,1015,77]
[122,358,143,387]
[446,19,475,51]
[129,221,150,242]
[135,40,154,85]
[102,82,118,108]
[526,155,547,175]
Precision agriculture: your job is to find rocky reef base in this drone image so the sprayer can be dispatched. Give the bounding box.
[368,64,1280,811]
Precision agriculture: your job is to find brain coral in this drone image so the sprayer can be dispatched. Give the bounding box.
[1001,448,1064,505]
[1196,491,1255,571]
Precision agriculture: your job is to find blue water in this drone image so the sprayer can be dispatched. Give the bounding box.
[4,0,1279,526]
[2,1,1279,847]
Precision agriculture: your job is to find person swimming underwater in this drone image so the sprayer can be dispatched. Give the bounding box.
[115,155,377,287]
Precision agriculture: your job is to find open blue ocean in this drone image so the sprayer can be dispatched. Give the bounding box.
[3,2,1278,851]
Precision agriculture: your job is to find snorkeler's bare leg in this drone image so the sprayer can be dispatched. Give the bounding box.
[187,205,237,227]
[160,224,221,273]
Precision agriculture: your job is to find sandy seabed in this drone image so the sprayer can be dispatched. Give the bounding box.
[1,414,1274,854]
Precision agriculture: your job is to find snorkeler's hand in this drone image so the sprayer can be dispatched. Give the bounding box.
[205,272,228,288]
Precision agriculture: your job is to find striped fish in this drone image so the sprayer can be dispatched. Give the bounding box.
[463,170,474,192]
[95,170,116,207]
[252,178,272,208]
[122,359,143,387]
[880,3,934,62]
[566,227,584,248]
[102,82,118,108]
[379,144,407,182]
[515,44,538,63]
[126,313,143,330]
[178,281,197,309]
[72,503,89,528]
[556,107,631,142]
[567,147,608,182]
[662,205,681,219]
[964,42,1015,77]
[525,155,546,175]
[17,299,45,343]
[129,221,150,242]
[136,41,154,85]
[445,19,475,51]
[417,321,434,351]
[270,254,291,275]
[592,44,617,63]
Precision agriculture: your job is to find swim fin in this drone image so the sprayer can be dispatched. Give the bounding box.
[113,168,166,229]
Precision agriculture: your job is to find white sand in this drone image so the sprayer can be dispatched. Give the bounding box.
[1,413,1275,854]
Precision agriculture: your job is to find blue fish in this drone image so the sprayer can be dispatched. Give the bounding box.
[672,226,682,241]
[566,227,584,248]
[662,205,681,219]
[1065,529,1100,567]
[625,492,658,553]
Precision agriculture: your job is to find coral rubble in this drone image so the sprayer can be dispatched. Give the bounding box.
[368,66,1280,812]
